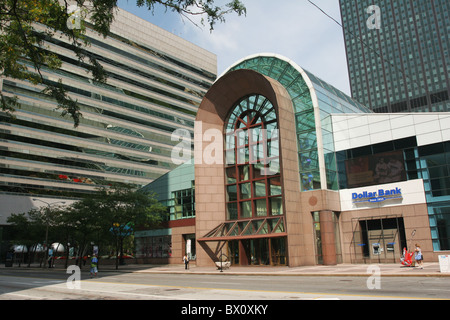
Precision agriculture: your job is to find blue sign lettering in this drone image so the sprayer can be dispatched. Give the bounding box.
[352,187,402,203]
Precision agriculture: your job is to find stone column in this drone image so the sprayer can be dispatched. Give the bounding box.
[319,210,337,265]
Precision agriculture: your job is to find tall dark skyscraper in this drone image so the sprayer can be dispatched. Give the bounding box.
[339,0,449,113]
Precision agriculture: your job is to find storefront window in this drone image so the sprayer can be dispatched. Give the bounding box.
[136,235,172,258]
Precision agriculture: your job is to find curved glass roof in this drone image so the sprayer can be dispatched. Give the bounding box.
[223,53,372,191]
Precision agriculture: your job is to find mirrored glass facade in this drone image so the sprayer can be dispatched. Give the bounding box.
[0,9,216,198]
[340,0,450,112]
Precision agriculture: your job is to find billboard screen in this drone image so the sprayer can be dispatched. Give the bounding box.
[345,151,406,188]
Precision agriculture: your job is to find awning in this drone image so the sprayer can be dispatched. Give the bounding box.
[198,217,287,242]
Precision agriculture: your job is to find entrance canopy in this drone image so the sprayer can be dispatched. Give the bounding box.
[198,217,287,242]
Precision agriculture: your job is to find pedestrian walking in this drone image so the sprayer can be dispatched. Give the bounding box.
[90,254,98,278]
[414,244,423,269]
[183,254,189,270]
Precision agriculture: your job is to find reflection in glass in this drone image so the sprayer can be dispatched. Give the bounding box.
[254,199,267,217]
[269,177,282,196]
[270,197,283,216]
[253,181,266,197]
[240,201,252,218]
[227,185,237,202]
[227,202,238,220]
[239,183,251,200]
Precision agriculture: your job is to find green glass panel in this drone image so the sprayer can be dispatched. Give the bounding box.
[240,201,252,218]
[238,165,249,181]
[293,94,313,113]
[267,218,280,232]
[229,223,239,236]
[225,167,236,184]
[324,152,337,171]
[227,185,237,201]
[300,171,321,191]
[253,180,266,197]
[299,151,319,171]
[298,131,317,151]
[257,220,269,234]
[269,177,282,196]
[238,221,250,234]
[278,66,299,88]
[239,182,251,200]
[252,220,264,234]
[296,111,316,132]
[227,203,238,220]
[326,170,338,191]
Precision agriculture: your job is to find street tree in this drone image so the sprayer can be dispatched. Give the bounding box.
[0,0,246,126]
[7,206,63,267]
[89,185,167,269]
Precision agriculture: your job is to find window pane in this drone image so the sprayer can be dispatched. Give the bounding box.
[227,203,238,220]
[227,185,237,202]
[270,197,283,216]
[226,167,237,184]
[225,149,235,165]
[269,177,282,195]
[240,183,251,200]
[253,180,266,197]
[236,129,248,147]
[254,199,267,217]
[238,165,249,181]
[252,163,265,179]
[240,201,252,218]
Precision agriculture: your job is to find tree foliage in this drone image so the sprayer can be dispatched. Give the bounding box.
[7,185,167,268]
[0,0,246,126]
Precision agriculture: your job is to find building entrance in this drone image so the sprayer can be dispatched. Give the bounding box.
[228,237,287,266]
[351,216,407,264]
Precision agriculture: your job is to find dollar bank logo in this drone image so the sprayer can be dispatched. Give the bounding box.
[66,5,87,30]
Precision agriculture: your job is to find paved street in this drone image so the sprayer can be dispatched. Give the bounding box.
[0,262,449,302]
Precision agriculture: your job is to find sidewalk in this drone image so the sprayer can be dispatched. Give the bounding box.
[109,262,449,277]
[2,261,448,277]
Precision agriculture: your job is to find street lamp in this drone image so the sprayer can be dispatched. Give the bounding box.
[32,199,66,268]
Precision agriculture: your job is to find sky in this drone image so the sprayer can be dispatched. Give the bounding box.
[116,0,351,95]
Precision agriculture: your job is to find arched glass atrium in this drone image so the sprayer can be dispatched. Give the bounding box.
[224,54,372,192]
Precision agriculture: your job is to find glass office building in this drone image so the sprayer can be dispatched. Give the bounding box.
[0,8,216,200]
[339,0,450,113]
[143,53,449,267]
